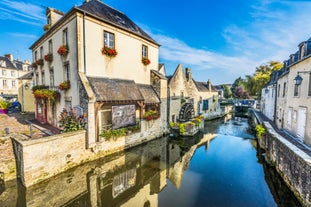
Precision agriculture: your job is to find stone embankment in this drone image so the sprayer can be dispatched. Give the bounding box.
[249,109,311,207]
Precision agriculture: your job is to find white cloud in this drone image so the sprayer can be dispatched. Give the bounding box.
[0,0,45,24]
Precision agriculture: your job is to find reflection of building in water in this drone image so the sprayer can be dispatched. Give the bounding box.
[167,133,216,189]
[16,138,167,207]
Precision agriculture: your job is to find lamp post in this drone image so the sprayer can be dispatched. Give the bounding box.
[294,71,311,85]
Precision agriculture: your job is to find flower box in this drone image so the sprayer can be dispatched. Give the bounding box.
[57,45,69,56]
[33,89,60,101]
[44,53,53,62]
[58,80,70,91]
[36,59,44,66]
[102,47,118,57]
[43,24,51,31]
[142,57,150,66]
[143,110,159,121]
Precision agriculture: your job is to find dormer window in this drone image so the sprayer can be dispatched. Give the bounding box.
[0,60,6,67]
[300,44,306,59]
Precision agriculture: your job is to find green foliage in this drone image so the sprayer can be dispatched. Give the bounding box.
[59,108,87,132]
[223,84,232,99]
[143,110,159,121]
[169,122,179,128]
[99,122,141,141]
[255,124,266,139]
[0,99,12,109]
[32,85,49,92]
[181,98,186,105]
[179,123,185,135]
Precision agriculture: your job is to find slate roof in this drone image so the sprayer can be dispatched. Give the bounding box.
[76,0,158,45]
[194,81,218,92]
[87,77,144,102]
[0,56,17,69]
[137,84,160,104]
[151,69,167,80]
[18,72,33,80]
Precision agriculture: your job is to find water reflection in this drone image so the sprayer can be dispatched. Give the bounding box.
[0,115,302,207]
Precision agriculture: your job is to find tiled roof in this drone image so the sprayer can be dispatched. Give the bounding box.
[76,0,158,45]
[87,77,144,102]
[194,81,217,92]
[137,84,160,104]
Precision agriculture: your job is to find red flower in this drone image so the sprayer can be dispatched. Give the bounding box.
[142,57,150,65]
[44,53,53,62]
[102,47,118,57]
[57,45,69,56]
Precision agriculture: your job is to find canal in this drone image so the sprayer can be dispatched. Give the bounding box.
[0,115,301,207]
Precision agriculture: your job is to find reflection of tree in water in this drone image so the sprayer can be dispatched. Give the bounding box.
[256,147,302,207]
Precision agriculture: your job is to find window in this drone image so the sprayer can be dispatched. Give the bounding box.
[104,31,115,49]
[41,71,45,85]
[2,70,6,76]
[142,45,148,58]
[35,73,39,85]
[48,40,53,53]
[308,73,311,96]
[65,101,72,112]
[63,28,68,46]
[12,80,16,87]
[40,46,43,59]
[34,51,38,61]
[3,80,7,87]
[50,67,54,87]
[0,60,6,67]
[294,84,299,96]
[99,108,112,132]
[278,84,280,97]
[300,44,306,59]
[283,82,286,97]
[64,62,70,81]
[287,107,292,128]
[11,71,15,77]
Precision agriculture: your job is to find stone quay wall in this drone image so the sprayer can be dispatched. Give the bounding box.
[249,110,311,206]
[11,131,93,187]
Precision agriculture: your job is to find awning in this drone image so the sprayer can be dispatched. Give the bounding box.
[87,77,144,102]
[137,84,160,104]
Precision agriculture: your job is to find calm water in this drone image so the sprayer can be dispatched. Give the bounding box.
[0,116,301,207]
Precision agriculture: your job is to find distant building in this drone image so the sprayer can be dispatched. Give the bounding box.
[0,54,30,99]
[30,0,168,150]
[214,84,232,99]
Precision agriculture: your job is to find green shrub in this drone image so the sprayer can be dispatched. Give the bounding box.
[0,99,11,109]
[59,108,87,132]
[255,124,266,139]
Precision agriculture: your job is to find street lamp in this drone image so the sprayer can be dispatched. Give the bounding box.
[294,71,311,85]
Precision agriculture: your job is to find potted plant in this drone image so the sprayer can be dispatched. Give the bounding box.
[36,59,44,66]
[142,57,150,66]
[43,24,51,31]
[0,99,12,114]
[143,110,159,121]
[57,45,69,56]
[33,88,60,101]
[58,80,70,91]
[44,53,53,62]
[101,46,118,57]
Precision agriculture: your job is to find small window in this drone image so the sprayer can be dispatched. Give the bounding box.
[2,70,6,76]
[283,82,286,97]
[65,101,72,112]
[142,45,148,58]
[308,73,311,96]
[294,84,299,96]
[64,62,70,81]
[12,80,16,87]
[63,28,68,46]
[11,71,15,77]
[104,31,115,49]
[35,73,39,85]
[41,71,45,85]
[34,51,38,61]
[50,67,54,87]
[48,40,53,53]
[278,84,280,97]
[3,80,7,86]
[40,46,43,59]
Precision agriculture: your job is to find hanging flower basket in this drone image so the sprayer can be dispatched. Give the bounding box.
[101,47,118,57]
[142,57,150,66]
[143,110,159,121]
[33,89,60,101]
[57,45,69,56]
[36,59,44,66]
[44,53,53,62]
[43,24,51,31]
[31,62,38,68]
[58,80,70,91]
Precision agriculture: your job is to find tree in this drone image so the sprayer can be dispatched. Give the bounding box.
[222,84,232,99]
[231,77,246,96]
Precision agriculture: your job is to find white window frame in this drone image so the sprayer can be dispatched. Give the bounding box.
[104,31,115,49]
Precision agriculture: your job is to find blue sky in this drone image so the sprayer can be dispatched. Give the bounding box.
[1,0,311,84]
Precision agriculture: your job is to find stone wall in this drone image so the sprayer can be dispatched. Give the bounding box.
[262,122,311,206]
[0,137,15,181]
[11,131,93,187]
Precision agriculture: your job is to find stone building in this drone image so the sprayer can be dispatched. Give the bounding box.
[30,0,168,150]
[167,64,220,123]
[263,37,311,146]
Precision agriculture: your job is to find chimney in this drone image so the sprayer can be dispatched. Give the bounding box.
[46,8,64,26]
[186,67,192,81]
[4,54,13,61]
[207,79,212,91]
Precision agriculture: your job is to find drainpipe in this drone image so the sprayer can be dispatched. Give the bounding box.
[83,12,86,74]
